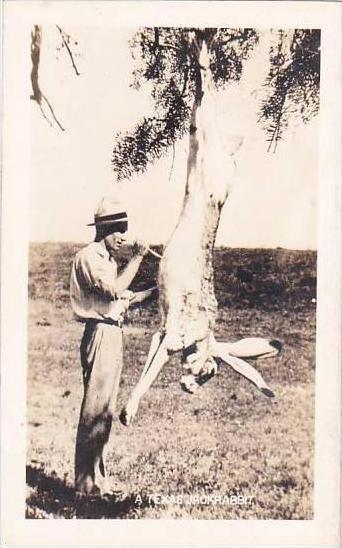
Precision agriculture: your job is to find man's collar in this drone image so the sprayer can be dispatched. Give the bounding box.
[92,240,110,259]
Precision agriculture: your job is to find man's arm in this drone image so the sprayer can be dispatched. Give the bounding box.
[76,241,148,299]
[114,241,149,297]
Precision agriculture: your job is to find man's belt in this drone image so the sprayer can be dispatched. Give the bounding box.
[81,287,158,328]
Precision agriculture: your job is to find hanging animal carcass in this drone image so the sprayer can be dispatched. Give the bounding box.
[120,38,281,426]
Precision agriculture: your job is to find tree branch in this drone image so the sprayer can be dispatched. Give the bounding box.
[30,25,42,104]
[41,93,65,131]
[30,25,65,131]
[56,25,80,76]
[181,63,190,97]
[168,142,176,182]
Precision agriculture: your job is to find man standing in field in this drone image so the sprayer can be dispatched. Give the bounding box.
[70,197,149,496]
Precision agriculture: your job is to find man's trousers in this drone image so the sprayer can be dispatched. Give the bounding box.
[75,320,123,494]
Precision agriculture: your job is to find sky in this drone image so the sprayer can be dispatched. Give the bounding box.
[30,26,319,248]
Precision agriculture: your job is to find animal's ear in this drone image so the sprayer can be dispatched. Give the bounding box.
[227,136,244,156]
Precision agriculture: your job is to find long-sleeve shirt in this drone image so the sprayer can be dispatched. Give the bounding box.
[70,241,131,323]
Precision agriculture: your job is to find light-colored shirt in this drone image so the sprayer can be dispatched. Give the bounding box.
[70,241,132,323]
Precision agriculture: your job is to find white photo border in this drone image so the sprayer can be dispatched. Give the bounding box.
[1,1,341,546]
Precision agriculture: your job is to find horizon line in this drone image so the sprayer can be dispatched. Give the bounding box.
[28,240,317,252]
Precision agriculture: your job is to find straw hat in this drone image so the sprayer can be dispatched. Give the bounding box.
[88,197,128,226]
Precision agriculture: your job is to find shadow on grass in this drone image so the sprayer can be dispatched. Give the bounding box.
[26,465,150,519]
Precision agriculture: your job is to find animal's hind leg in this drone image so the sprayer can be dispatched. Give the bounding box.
[210,335,275,397]
[119,332,170,426]
[140,331,164,376]
[217,337,282,359]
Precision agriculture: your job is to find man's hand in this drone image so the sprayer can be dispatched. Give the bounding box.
[132,240,149,257]
[120,289,135,301]
[129,286,158,305]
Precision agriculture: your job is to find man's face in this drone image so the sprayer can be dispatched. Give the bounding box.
[104,223,128,255]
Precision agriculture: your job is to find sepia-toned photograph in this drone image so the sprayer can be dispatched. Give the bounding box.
[26,24,319,519]
[1,1,341,546]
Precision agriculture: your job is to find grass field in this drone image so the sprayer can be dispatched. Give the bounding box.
[26,242,316,519]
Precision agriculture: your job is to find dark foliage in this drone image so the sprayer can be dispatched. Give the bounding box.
[112,27,320,179]
[112,27,258,180]
[259,29,320,152]
[210,28,259,86]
